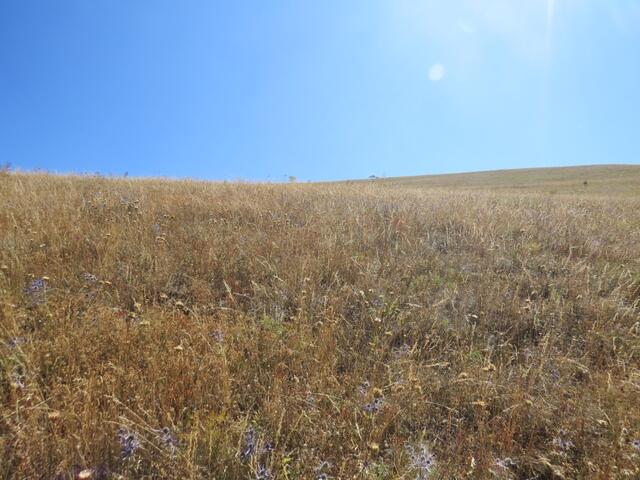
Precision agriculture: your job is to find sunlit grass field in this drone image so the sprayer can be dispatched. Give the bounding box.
[367,164,640,197]
[1,168,640,479]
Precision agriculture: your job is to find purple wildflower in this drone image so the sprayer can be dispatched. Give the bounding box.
[117,428,140,459]
[495,457,515,470]
[11,367,26,389]
[239,427,256,462]
[6,337,27,349]
[305,391,318,409]
[358,381,370,396]
[315,460,332,479]
[81,272,98,283]
[363,397,384,414]
[256,464,271,480]
[407,443,436,479]
[262,441,275,455]
[210,330,225,343]
[552,430,574,451]
[25,278,47,304]
[158,427,178,452]
[392,344,411,358]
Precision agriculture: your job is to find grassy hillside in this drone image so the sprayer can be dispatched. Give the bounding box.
[1,172,640,479]
[369,164,640,196]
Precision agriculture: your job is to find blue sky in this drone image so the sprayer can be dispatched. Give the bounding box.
[1,1,639,181]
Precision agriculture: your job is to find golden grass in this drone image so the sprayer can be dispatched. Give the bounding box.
[1,172,639,479]
[366,164,640,197]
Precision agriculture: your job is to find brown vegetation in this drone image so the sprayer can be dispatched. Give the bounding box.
[1,172,639,479]
[369,164,640,197]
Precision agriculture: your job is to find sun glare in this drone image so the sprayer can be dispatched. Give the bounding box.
[546,0,556,56]
[429,63,445,82]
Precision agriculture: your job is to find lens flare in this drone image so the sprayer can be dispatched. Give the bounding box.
[546,0,556,58]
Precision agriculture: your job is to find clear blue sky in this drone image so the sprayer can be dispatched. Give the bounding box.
[1,1,639,181]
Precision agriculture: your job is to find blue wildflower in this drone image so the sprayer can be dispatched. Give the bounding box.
[552,430,574,451]
[25,278,48,304]
[117,428,140,459]
[158,427,178,452]
[495,457,515,470]
[363,397,385,414]
[6,337,27,349]
[406,443,436,479]
[392,344,411,358]
[239,427,256,462]
[358,381,370,396]
[315,460,332,479]
[305,391,318,409]
[256,464,271,480]
[262,441,275,455]
[210,330,225,343]
[10,367,25,389]
[81,272,98,283]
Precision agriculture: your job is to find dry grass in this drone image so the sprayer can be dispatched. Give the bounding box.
[366,164,640,197]
[1,172,640,479]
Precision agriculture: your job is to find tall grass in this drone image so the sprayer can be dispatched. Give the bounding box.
[1,174,639,479]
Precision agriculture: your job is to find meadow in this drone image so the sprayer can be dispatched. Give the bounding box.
[1,168,640,479]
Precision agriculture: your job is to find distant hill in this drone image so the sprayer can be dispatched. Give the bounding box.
[366,164,640,196]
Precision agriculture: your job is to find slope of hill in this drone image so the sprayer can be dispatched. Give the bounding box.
[1,172,639,478]
[370,164,640,196]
